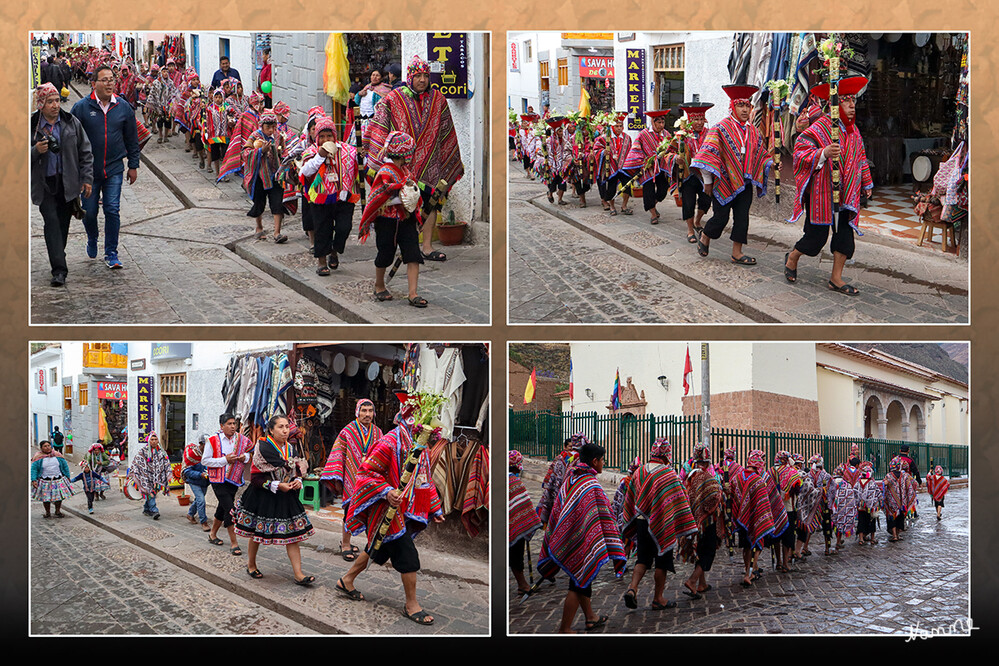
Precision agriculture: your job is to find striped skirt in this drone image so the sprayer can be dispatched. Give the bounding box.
[32,477,76,503]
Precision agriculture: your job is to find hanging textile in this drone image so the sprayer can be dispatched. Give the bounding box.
[460,443,489,538]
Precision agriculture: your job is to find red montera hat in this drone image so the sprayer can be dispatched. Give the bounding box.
[546,117,569,128]
[723,84,759,101]
[613,111,629,122]
[809,76,869,101]
[679,102,714,117]
[520,113,539,122]
[645,109,671,118]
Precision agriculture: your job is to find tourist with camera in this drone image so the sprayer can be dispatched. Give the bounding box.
[31,83,93,287]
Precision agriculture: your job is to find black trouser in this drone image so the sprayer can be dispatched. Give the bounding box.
[210,143,225,161]
[312,201,355,258]
[794,198,856,260]
[857,510,876,535]
[568,580,592,598]
[597,174,630,202]
[510,538,526,572]
[548,175,567,194]
[247,177,284,217]
[696,522,718,572]
[572,177,591,196]
[680,177,712,220]
[703,178,753,244]
[781,511,797,549]
[39,176,74,276]
[211,482,238,527]
[642,172,669,211]
[374,216,423,268]
[84,490,96,509]
[369,531,421,573]
[522,155,533,172]
[301,198,314,232]
[635,525,675,572]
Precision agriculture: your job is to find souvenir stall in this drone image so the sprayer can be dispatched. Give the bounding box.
[287,342,490,540]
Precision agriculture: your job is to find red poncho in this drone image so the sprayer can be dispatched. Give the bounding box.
[621,128,675,185]
[691,115,773,205]
[730,468,775,550]
[592,132,632,182]
[219,108,261,181]
[621,460,698,556]
[927,472,950,502]
[320,419,383,508]
[509,472,543,547]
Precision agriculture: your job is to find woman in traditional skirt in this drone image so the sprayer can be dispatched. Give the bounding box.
[30,440,74,518]
[233,414,316,585]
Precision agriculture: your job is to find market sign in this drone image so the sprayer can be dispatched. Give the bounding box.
[97,381,127,400]
[510,41,519,72]
[579,56,614,80]
[625,48,646,131]
[136,376,153,440]
[428,32,470,99]
[151,343,192,362]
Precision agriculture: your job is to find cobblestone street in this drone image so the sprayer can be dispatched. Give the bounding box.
[30,86,489,324]
[29,479,489,635]
[507,162,968,324]
[508,458,970,635]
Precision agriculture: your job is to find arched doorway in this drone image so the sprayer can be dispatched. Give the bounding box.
[909,403,926,442]
[864,395,884,439]
[885,400,905,441]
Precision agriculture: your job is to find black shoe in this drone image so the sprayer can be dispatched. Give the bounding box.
[51,272,67,287]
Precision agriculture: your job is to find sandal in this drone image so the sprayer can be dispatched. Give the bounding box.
[374,290,393,302]
[422,250,447,262]
[273,234,288,244]
[696,234,709,257]
[609,210,618,216]
[208,537,224,546]
[316,266,330,276]
[230,546,243,556]
[246,568,264,579]
[650,214,659,225]
[295,575,316,586]
[686,233,698,244]
[623,588,638,609]
[584,615,609,630]
[336,577,365,601]
[740,579,753,588]
[651,600,677,610]
[547,192,554,203]
[255,231,267,240]
[783,252,798,283]
[403,609,435,625]
[408,296,428,308]
[621,207,633,215]
[731,255,757,266]
[827,280,859,296]
[698,585,713,593]
[338,542,358,562]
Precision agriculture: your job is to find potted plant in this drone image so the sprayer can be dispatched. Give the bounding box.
[437,210,467,246]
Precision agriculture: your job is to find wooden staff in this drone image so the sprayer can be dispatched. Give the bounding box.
[830,51,841,213]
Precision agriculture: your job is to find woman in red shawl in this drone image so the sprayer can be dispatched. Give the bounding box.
[926,465,950,521]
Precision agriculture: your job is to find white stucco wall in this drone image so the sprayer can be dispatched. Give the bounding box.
[184,31,254,89]
[816,366,861,437]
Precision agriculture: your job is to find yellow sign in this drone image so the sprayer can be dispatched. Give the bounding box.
[561,33,614,40]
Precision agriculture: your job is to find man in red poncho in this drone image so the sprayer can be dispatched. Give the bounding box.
[592,112,633,216]
[691,84,773,266]
[620,109,675,225]
[783,77,873,295]
[672,102,714,242]
[363,55,464,262]
[339,397,445,625]
[621,438,697,611]
[219,91,264,182]
[730,449,776,587]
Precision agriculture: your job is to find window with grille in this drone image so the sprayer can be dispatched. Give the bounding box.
[653,44,685,71]
[558,58,568,87]
[79,383,88,407]
[540,61,550,91]
[159,373,187,395]
[652,44,685,120]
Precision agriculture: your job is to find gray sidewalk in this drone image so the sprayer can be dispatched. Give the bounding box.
[509,163,968,324]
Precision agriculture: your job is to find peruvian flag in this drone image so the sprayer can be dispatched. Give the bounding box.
[683,345,693,396]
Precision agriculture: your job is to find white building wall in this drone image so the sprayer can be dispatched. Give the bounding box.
[185,31,254,90]
[750,343,818,400]
[28,347,64,446]
[507,32,542,112]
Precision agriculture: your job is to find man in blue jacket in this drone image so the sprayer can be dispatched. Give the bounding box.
[71,64,141,269]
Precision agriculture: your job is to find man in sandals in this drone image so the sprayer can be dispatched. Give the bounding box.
[691,84,773,266]
[620,439,697,611]
[673,102,714,243]
[729,449,777,588]
[338,400,445,625]
[202,413,253,556]
[592,112,633,216]
[320,398,383,564]
[784,77,873,295]
[363,55,464,263]
[621,109,674,225]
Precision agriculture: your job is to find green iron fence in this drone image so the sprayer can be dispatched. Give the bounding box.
[509,409,969,480]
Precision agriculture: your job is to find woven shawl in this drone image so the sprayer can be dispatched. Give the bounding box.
[731,468,775,549]
[691,115,772,205]
[220,109,261,181]
[856,478,883,513]
[685,466,724,534]
[239,128,278,196]
[884,470,916,518]
[536,450,576,525]
[365,86,464,188]
[538,462,626,587]
[622,461,698,555]
[790,115,873,227]
[832,477,860,536]
[927,473,950,502]
[130,444,171,495]
[203,102,229,144]
[546,132,573,179]
[321,419,383,504]
[460,443,489,538]
[796,473,823,533]
[509,472,543,546]
[592,133,632,182]
[621,129,675,184]
[761,471,790,538]
[300,142,359,205]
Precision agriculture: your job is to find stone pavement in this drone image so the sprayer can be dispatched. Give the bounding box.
[508,163,968,324]
[508,457,970,635]
[30,85,489,324]
[30,482,489,635]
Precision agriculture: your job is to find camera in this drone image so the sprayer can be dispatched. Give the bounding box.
[34,130,60,154]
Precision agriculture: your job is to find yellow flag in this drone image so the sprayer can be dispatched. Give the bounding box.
[579,87,591,117]
[524,368,537,405]
[323,33,351,105]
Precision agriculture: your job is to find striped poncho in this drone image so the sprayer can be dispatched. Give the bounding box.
[789,115,873,229]
[509,472,543,546]
[620,128,675,185]
[856,477,883,514]
[622,461,698,556]
[926,472,950,502]
[883,470,917,519]
[592,132,632,184]
[545,131,573,181]
[536,450,577,525]
[690,115,772,205]
[130,444,171,497]
[730,468,776,550]
[760,470,790,539]
[299,142,360,205]
[670,126,709,187]
[320,419,383,510]
[345,426,443,550]
[239,128,280,198]
[685,465,725,535]
[832,470,860,537]
[364,85,464,189]
[795,473,822,533]
[223,109,262,182]
[538,462,626,587]
[460,443,489,538]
